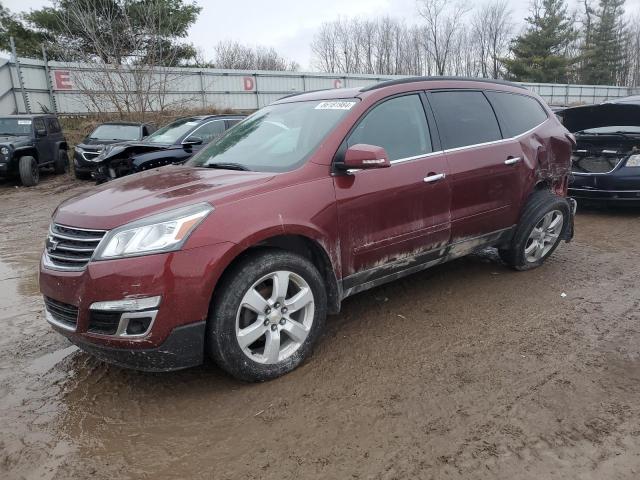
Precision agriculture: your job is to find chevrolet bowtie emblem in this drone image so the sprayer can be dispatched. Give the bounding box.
[46,236,59,252]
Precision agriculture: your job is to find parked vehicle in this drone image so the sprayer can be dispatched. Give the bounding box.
[0,115,68,186]
[90,115,245,182]
[73,122,155,179]
[558,98,640,203]
[40,77,575,381]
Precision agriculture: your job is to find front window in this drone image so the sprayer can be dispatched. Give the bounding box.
[0,118,32,136]
[145,117,202,144]
[89,124,141,141]
[187,100,358,172]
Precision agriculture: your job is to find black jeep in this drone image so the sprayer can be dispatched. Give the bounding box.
[0,115,69,186]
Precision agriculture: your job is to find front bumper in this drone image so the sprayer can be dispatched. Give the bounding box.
[57,320,206,372]
[569,170,640,202]
[40,242,234,371]
[73,153,100,173]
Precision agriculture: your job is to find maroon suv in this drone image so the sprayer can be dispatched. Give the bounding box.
[40,77,575,381]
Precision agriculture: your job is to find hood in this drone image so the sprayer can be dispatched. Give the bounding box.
[0,134,29,145]
[96,141,175,161]
[79,137,134,149]
[558,103,640,133]
[54,165,276,229]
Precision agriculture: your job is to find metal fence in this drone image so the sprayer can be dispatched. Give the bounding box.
[2,55,639,115]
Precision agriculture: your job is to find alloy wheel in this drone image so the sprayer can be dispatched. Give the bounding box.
[524,209,564,263]
[235,270,315,364]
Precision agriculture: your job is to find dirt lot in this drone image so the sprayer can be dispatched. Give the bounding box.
[1,171,639,480]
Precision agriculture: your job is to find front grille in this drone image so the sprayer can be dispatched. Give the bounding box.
[45,223,107,271]
[44,296,78,329]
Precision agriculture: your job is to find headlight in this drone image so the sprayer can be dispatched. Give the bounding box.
[626,154,640,167]
[94,203,213,260]
[0,146,9,155]
[74,146,84,154]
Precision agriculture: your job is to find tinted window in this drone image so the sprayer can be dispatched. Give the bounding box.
[226,119,242,127]
[146,117,202,144]
[186,120,225,143]
[348,94,431,160]
[486,91,548,137]
[430,91,501,149]
[33,118,46,133]
[46,118,61,133]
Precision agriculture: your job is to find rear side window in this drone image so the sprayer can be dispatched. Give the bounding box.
[46,118,61,133]
[348,94,432,161]
[185,120,225,143]
[486,91,548,138]
[429,91,501,149]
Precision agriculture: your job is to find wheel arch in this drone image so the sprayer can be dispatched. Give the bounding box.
[210,232,342,316]
[14,146,38,161]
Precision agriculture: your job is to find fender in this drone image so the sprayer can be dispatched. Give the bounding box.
[54,140,68,151]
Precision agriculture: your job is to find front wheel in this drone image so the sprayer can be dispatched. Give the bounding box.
[18,156,39,186]
[499,190,570,271]
[207,250,327,382]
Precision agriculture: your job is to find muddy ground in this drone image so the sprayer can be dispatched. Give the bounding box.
[1,171,639,480]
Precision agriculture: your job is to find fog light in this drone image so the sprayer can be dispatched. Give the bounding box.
[90,296,161,311]
[126,317,153,335]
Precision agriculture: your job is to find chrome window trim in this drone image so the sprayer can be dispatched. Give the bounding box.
[182,119,226,145]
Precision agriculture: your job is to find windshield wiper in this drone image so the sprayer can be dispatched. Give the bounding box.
[575,130,639,139]
[203,162,251,171]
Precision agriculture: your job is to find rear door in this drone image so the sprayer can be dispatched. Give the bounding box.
[428,90,524,238]
[334,93,451,279]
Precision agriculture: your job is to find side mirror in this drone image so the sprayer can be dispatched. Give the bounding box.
[342,144,390,170]
[183,136,203,147]
[36,128,47,137]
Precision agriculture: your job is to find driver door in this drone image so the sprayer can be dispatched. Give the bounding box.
[333,93,451,282]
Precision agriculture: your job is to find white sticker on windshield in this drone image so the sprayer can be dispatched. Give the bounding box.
[315,101,356,110]
[18,120,32,125]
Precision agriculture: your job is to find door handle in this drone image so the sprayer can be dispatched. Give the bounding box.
[504,157,522,165]
[423,173,445,183]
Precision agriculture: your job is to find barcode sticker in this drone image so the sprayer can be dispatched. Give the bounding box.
[18,120,32,125]
[315,101,356,110]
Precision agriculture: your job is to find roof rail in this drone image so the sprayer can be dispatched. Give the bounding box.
[360,76,525,92]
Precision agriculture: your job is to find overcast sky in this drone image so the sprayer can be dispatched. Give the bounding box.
[4,0,640,70]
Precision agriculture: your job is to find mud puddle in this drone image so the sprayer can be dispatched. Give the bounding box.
[1,175,640,479]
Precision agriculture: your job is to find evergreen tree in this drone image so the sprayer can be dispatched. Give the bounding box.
[503,0,576,82]
[580,0,627,85]
[0,4,45,57]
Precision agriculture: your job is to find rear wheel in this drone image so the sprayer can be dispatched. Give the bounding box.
[207,250,327,382]
[18,156,39,186]
[54,149,68,174]
[499,190,570,270]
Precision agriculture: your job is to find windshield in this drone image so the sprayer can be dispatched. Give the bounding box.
[0,118,32,136]
[579,125,640,134]
[187,99,357,172]
[90,124,141,141]
[145,117,201,144]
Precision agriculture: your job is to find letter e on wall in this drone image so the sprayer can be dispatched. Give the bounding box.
[54,71,73,90]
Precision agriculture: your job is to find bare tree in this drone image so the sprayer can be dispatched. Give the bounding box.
[213,40,299,71]
[50,0,202,117]
[472,0,513,78]
[417,0,470,76]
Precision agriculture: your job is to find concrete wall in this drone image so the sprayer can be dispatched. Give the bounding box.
[1,56,638,115]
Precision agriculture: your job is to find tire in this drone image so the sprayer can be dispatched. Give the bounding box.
[207,249,327,382]
[18,156,39,186]
[54,149,68,174]
[499,190,570,271]
[74,169,91,180]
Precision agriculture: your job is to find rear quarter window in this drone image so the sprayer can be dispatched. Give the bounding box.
[429,91,502,149]
[485,91,548,138]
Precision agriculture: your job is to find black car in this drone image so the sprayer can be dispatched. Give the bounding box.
[73,122,155,179]
[0,115,68,186]
[559,98,640,204]
[91,114,245,182]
